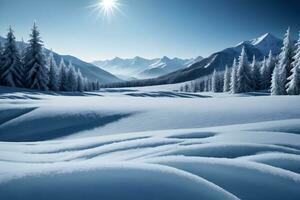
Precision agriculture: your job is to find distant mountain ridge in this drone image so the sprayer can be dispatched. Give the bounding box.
[103,33,286,87]
[92,56,203,79]
[0,36,121,84]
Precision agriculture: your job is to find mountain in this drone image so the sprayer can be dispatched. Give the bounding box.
[103,33,284,87]
[237,33,283,56]
[0,36,121,84]
[138,56,193,79]
[92,56,201,79]
[93,57,157,78]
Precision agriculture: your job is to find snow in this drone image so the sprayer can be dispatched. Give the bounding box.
[0,85,300,199]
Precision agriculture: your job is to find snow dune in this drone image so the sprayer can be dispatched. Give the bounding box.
[0,86,300,199]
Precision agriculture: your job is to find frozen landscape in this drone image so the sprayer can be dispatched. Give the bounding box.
[1,85,300,200]
[1,0,300,199]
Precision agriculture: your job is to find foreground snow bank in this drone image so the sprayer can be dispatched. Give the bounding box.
[0,162,238,200]
[0,86,300,199]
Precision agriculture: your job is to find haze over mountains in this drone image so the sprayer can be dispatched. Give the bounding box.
[103,33,286,87]
[92,56,203,80]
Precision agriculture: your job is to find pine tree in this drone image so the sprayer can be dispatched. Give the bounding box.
[77,69,84,92]
[24,23,49,90]
[286,32,300,95]
[212,69,219,92]
[223,65,231,92]
[0,41,3,80]
[208,77,212,92]
[83,77,88,91]
[237,47,252,93]
[278,27,293,87]
[67,61,78,92]
[59,59,69,91]
[271,64,287,95]
[0,27,24,87]
[47,51,59,91]
[230,58,238,93]
[260,57,269,90]
[265,50,275,88]
[0,41,3,55]
[20,38,26,61]
[251,55,260,90]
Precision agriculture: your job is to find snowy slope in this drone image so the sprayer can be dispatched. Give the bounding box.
[0,36,121,83]
[0,86,300,200]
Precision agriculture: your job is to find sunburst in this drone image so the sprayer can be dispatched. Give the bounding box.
[89,0,121,19]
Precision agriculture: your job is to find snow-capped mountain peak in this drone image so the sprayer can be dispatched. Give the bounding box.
[236,33,282,55]
[250,33,275,45]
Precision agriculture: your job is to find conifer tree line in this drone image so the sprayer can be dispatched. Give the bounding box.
[0,23,100,92]
[181,28,300,95]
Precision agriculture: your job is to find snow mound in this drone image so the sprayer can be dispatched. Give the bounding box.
[0,162,238,200]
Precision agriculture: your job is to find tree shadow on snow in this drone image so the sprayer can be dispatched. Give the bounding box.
[125,91,211,98]
[0,86,102,99]
[0,113,134,142]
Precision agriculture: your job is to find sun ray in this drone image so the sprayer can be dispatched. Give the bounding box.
[89,0,121,20]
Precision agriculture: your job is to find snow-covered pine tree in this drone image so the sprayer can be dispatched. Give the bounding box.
[286,63,300,95]
[92,82,97,91]
[237,47,252,93]
[223,65,231,92]
[83,77,89,91]
[66,61,78,92]
[271,64,287,95]
[278,28,294,87]
[286,32,300,95]
[77,69,84,92]
[47,51,59,91]
[0,41,3,79]
[0,27,24,87]
[203,79,208,92]
[230,58,238,93]
[251,55,260,91]
[20,38,26,61]
[0,41,3,55]
[265,50,275,88]
[208,77,212,92]
[260,57,269,90]
[184,83,189,92]
[59,58,69,91]
[212,69,219,92]
[24,23,49,90]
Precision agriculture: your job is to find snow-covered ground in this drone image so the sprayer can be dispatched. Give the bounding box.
[0,86,300,200]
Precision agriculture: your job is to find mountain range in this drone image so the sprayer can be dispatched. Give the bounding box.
[103,33,286,87]
[0,36,121,84]
[1,33,286,86]
[92,56,203,80]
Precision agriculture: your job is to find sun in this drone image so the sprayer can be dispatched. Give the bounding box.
[89,0,121,19]
[101,0,117,9]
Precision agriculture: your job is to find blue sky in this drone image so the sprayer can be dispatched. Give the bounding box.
[1,0,300,61]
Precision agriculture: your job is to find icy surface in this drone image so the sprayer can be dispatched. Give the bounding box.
[0,86,300,200]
